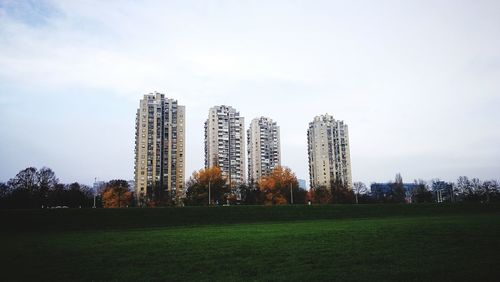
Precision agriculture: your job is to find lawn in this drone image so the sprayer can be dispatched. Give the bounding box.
[1,204,499,281]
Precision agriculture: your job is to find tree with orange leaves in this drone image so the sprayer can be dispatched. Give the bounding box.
[258,166,298,205]
[185,166,228,205]
[101,180,132,208]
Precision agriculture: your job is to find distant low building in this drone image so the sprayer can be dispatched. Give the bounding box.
[93,180,106,194]
[298,179,307,190]
[432,181,454,203]
[370,183,418,202]
[127,180,135,191]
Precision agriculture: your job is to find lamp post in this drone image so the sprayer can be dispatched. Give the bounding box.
[208,180,211,206]
[118,183,121,208]
[93,177,97,208]
[355,188,359,204]
[290,183,294,204]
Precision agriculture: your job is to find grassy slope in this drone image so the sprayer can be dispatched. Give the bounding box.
[2,204,500,232]
[1,204,500,281]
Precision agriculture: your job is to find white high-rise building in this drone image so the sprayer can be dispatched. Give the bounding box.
[307,114,352,190]
[134,92,185,205]
[247,117,281,184]
[204,105,246,185]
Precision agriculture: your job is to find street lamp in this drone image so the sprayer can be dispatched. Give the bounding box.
[118,183,121,208]
[208,179,211,206]
[93,177,97,208]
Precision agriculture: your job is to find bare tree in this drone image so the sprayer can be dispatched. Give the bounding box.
[8,167,38,193]
[36,167,59,207]
[395,173,403,185]
[391,173,405,203]
[412,179,432,203]
[456,176,472,200]
[480,180,498,203]
[471,178,481,192]
[353,182,368,204]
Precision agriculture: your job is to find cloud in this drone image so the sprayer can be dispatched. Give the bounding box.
[0,0,499,185]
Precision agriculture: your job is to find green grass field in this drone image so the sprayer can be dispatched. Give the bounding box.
[1,204,500,281]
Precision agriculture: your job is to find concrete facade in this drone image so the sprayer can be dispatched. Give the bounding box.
[307,114,352,190]
[204,105,246,186]
[247,117,281,184]
[134,92,185,205]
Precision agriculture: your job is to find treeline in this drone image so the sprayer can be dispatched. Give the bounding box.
[0,167,135,209]
[358,174,500,204]
[0,167,94,208]
[452,176,500,202]
[184,166,354,206]
[2,167,499,209]
[184,166,310,205]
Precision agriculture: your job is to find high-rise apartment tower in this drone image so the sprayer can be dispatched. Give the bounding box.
[307,114,352,190]
[247,117,281,184]
[134,92,185,205]
[204,105,246,185]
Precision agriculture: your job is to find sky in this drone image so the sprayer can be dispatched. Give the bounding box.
[0,0,499,186]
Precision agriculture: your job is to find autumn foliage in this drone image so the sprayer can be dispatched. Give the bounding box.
[258,166,298,205]
[196,166,226,186]
[185,166,228,205]
[101,180,132,208]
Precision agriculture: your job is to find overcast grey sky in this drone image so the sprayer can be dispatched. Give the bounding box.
[0,0,499,186]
